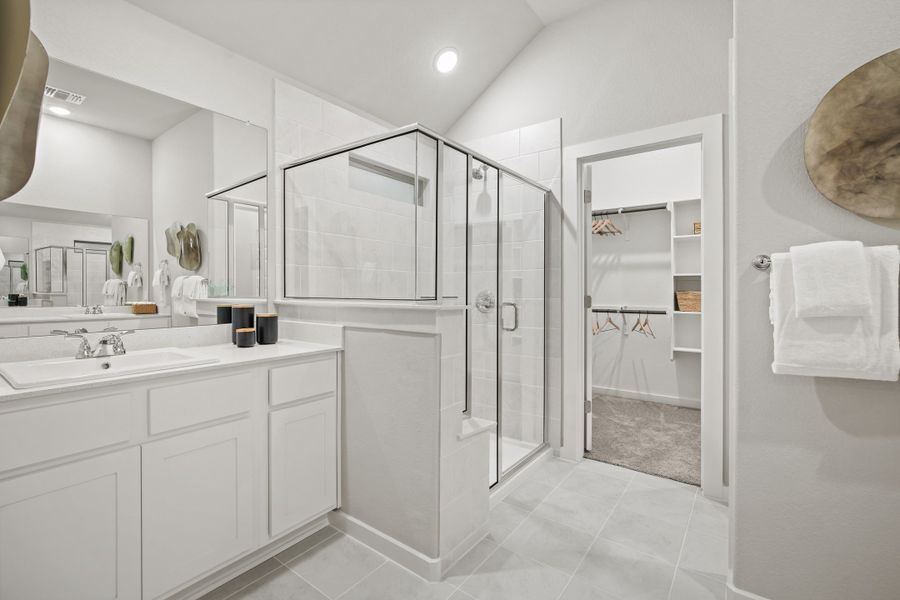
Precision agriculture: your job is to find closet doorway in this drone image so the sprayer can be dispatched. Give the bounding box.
[568,116,725,500]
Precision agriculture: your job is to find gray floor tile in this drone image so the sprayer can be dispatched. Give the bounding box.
[577,459,636,482]
[575,538,675,600]
[668,569,726,600]
[448,591,478,600]
[599,506,687,564]
[282,533,386,598]
[222,565,328,600]
[679,529,728,582]
[558,576,621,600]
[199,559,283,600]
[532,487,613,536]
[617,482,696,526]
[502,479,554,511]
[486,502,530,544]
[275,526,339,563]
[632,471,697,492]
[460,546,570,600]
[501,514,594,574]
[444,538,499,587]
[340,562,455,600]
[522,458,577,487]
[689,496,728,539]
[558,467,629,504]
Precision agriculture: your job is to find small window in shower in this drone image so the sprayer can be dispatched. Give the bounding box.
[283,131,438,301]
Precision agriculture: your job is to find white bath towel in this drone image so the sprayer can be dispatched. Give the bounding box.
[790,241,872,318]
[180,275,208,318]
[152,267,169,306]
[770,245,899,381]
[170,276,186,316]
[102,279,125,306]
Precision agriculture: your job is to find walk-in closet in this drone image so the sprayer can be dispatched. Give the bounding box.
[585,141,710,486]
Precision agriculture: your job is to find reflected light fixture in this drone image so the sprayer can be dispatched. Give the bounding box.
[434,48,458,74]
[47,105,70,116]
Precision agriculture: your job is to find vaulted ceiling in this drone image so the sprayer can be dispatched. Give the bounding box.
[123,0,599,131]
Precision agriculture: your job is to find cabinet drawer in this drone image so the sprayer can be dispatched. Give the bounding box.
[148,373,253,435]
[269,354,336,406]
[0,393,136,473]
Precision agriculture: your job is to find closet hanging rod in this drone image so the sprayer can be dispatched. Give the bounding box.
[592,203,668,217]
[591,307,667,315]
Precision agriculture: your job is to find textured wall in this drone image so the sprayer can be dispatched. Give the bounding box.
[731,1,900,598]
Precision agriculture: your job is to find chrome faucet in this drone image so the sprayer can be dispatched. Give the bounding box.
[84,305,103,315]
[91,329,135,357]
[52,330,94,359]
[52,328,134,359]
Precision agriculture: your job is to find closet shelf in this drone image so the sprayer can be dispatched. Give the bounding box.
[673,347,702,354]
[673,311,702,315]
[674,272,702,277]
[673,234,701,240]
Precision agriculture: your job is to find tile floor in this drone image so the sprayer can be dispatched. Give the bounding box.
[201,458,728,600]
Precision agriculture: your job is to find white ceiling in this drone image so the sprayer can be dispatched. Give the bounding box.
[45,59,199,139]
[122,0,600,131]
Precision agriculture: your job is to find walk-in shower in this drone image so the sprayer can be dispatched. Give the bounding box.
[281,124,558,487]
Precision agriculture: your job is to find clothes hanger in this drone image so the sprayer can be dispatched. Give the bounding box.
[592,312,600,335]
[641,313,656,338]
[631,312,644,335]
[599,310,620,333]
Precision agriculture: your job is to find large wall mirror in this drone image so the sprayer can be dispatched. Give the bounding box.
[0,59,268,338]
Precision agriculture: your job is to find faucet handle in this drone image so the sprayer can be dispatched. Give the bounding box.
[50,329,69,336]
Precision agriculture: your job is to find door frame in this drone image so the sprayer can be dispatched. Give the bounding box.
[561,115,726,502]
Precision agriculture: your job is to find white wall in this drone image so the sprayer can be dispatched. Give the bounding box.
[112,215,150,302]
[731,1,900,599]
[7,115,152,219]
[211,113,267,189]
[448,0,731,147]
[151,110,214,288]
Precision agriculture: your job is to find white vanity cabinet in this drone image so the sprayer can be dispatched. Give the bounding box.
[0,447,142,600]
[142,419,255,600]
[0,347,340,600]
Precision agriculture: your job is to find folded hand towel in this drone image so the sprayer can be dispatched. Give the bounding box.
[171,276,186,316]
[790,241,871,317]
[771,245,899,381]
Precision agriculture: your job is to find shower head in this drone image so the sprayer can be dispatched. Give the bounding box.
[472,164,488,180]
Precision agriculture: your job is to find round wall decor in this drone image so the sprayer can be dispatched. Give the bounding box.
[804,48,900,219]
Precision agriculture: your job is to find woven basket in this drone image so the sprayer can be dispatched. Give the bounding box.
[131,303,158,315]
[675,291,701,312]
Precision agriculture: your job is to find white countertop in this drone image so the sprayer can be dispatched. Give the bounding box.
[0,312,170,325]
[0,339,341,402]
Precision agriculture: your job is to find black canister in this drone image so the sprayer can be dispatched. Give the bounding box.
[7,294,18,307]
[256,314,278,345]
[235,327,256,348]
[216,304,233,325]
[16,296,27,306]
[231,304,255,344]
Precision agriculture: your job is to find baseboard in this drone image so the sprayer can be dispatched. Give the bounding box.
[328,511,443,582]
[592,385,700,410]
[169,517,332,600]
[441,521,489,575]
[727,573,773,600]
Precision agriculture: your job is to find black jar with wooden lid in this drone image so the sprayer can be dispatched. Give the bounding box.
[256,314,278,345]
[231,304,255,344]
[235,327,256,348]
[216,304,233,325]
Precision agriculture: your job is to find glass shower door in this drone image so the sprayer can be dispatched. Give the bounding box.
[498,174,546,476]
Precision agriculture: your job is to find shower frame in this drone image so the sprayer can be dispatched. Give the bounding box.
[280,124,553,487]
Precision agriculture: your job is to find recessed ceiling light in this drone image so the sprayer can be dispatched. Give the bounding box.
[434,48,458,74]
[48,105,71,116]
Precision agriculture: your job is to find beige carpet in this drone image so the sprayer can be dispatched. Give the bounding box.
[586,393,700,486]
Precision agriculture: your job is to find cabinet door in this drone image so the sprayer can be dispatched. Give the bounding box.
[0,448,141,600]
[142,419,255,599]
[269,397,337,537]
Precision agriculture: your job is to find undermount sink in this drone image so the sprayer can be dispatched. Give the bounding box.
[0,348,220,389]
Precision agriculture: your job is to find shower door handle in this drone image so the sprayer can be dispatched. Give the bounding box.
[501,302,519,331]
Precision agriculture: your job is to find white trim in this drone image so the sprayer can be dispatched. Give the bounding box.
[591,385,700,410]
[327,511,443,582]
[561,115,727,503]
[168,517,331,600]
[727,577,773,600]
